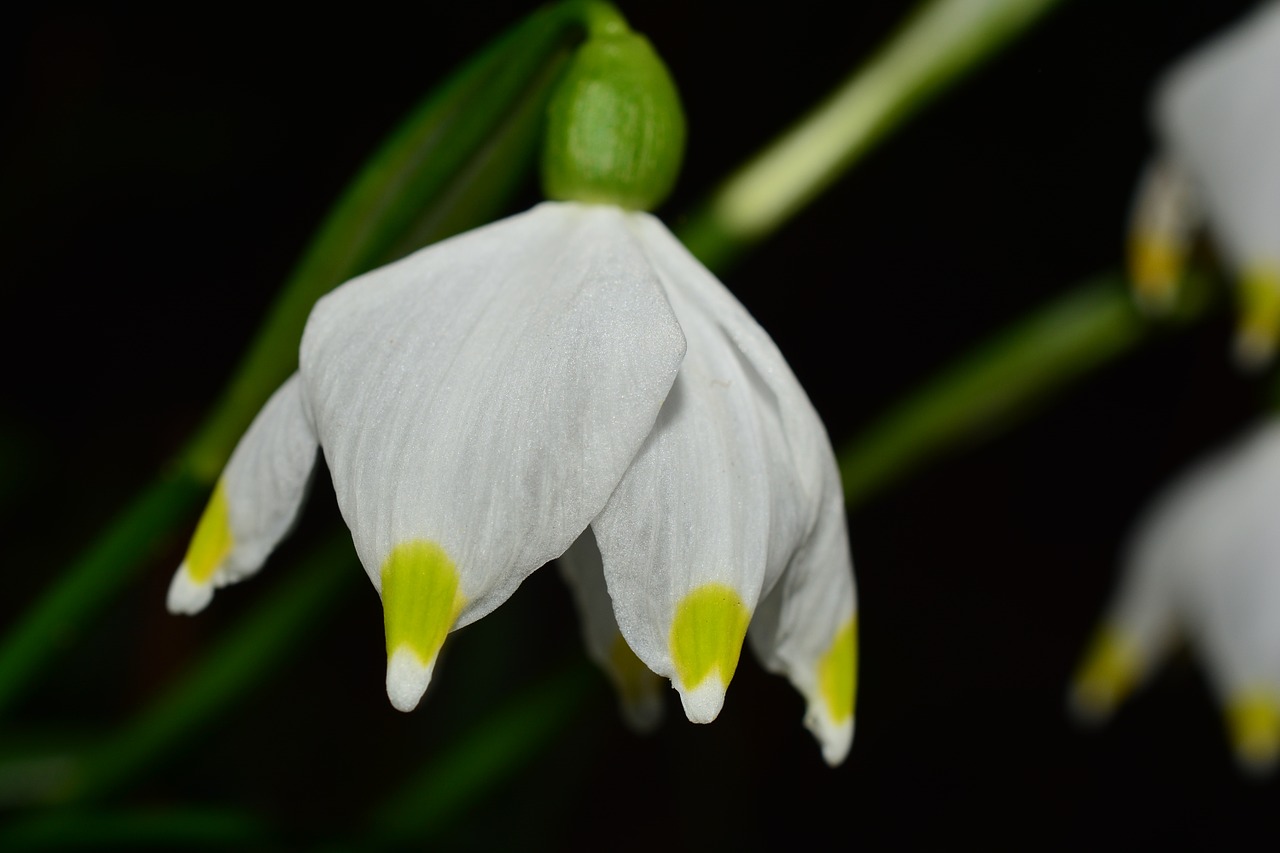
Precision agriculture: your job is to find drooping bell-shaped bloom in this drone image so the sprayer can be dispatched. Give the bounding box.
[167,201,858,765]
[1126,0,1280,366]
[1071,420,1280,775]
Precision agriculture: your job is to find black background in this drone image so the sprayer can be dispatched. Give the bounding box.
[3,1,1277,849]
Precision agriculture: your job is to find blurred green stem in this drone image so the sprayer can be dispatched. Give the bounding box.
[370,660,594,845]
[55,535,355,804]
[0,807,270,852]
[840,271,1218,508]
[0,474,204,716]
[678,0,1062,270]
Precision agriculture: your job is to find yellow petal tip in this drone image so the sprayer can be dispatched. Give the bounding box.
[1228,692,1280,777]
[1127,235,1184,314]
[183,479,235,585]
[818,618,857,725]
[380,539,466,711]
[669,583,750,717]
[1234,266,1280,371]
[1069,626,1139,726]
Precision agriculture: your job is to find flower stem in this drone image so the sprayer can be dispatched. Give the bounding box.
[839,270,1219,508]
[678,0,1062,270]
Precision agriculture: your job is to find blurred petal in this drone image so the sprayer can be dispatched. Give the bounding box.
[1151,2,1280,365]
[1075,420,1280,775]
[1155,0,1280,272]
[299,202,686,709]
[558,529,665,732]
[1233,266,1280,370]
[1126,157,1200,312]
[167,374,319,615]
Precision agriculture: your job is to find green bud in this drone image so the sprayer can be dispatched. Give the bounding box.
[541,28,686,211]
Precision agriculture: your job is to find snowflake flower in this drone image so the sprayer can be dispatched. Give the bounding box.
[167,201,858,764]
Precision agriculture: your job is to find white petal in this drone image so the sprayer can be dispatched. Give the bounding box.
[299,202,685,708]
[634,214,858,753]
[748,466,857,766]
[591,213,845,729]
[558,529,665,732]
[167,374,319,614]
[1154,1,1280,271]
[1175,422,1280,772]
[1075,420,1280,771]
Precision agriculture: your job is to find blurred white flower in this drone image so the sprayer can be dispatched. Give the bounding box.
[166,201,858,765]
[1071,420,1280,775]
[1127,0,1280,367]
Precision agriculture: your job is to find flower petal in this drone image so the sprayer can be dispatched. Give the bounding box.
[1068,437,1240,725]
[558,529,665,732]
[747,469,858,766]
[1155,0,1280,273]
[1175,423,1280,774]
[1126,157,1201,312]
[1071,423,1280,741]
[167,374,319,614]
[591,214,851,732]
[299,202,686,710]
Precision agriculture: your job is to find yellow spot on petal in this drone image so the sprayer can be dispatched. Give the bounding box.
[1235,266,1280,368]
[818,617,857,724]
[669,583,750,691]
[1070,625,1139,722]
[381,540,466,668]
[1227,690,1280,775]
[184,479,234,583]
[1128,234,1185,310]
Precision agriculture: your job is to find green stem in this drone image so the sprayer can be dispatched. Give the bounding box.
[0,474,205,717]
[839,270,1218,508]
[678,0,1062,270]
[55,535,355,804]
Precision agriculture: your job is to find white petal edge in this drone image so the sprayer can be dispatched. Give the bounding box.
[167,373,319,614]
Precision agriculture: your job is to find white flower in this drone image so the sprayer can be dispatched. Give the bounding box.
[1070,420,1280,775]
[1127,0,1280,366]
[167,201,858,765]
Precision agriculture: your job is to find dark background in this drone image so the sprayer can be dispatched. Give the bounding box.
[3,1,1276,849]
